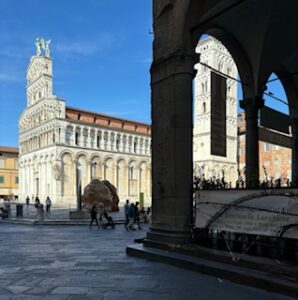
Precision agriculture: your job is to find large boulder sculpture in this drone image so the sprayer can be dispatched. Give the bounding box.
[82,179,119,212]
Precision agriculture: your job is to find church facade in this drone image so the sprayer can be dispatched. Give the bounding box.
[193,36,238,185]
[18,40,151,208]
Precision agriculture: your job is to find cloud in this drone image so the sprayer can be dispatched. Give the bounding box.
[54,32,121,56]
[54,42,99,56]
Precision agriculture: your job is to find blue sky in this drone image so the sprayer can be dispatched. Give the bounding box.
[0,0,288,147]
[0,0,153,146]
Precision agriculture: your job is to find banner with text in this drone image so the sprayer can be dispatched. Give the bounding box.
[195,189,298,239]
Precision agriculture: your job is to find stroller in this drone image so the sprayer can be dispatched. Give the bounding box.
[100,211,115,229]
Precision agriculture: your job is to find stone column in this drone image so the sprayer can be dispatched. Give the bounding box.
[291,118,298,186]
[115,164,119,191]
[123,136,127,153]
[85,128,91,148]
[60,125,66,145]
[147,166,152,202]
[147,53,195,245]
[126,166,130,197]
[70,127,75,146]
[240,97,264,188]
[106,132,111,150]
[119,134,124,152]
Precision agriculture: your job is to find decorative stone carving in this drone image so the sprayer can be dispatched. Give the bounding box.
[82,179,119,212]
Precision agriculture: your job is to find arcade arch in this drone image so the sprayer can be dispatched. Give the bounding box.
[149,0,298,245]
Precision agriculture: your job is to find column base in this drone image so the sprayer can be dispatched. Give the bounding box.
[144,227,192,249]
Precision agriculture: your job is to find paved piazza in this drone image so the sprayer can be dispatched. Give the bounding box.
[0,224,293,300]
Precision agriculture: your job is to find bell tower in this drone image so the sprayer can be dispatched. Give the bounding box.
[26,38,54,107]
[193,36,238,185]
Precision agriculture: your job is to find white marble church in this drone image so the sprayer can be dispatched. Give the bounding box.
[193,36,238,185]
[18,39,151,207]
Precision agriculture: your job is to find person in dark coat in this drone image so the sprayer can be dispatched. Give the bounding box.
[124,199,130,230]
[25,196,30,207]
[134,201,142,230]
[127,203,135,230]
[34,196,40,208]
[89,205,98,229]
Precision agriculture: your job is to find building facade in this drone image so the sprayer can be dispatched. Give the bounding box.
[18,40,151,207]
[0,146,19,199]
[193,36,238,185]
[238,112,292,186]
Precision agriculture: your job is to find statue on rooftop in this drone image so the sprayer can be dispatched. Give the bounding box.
[35,38,51,57]
[45,39,51,57]
[35,38,42,56]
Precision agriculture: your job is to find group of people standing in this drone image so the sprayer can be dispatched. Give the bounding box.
[25,195,52,214]
[124,199,148,230]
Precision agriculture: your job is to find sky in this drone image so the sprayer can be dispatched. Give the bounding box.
[0,0,288,147]
[0,0,153,147]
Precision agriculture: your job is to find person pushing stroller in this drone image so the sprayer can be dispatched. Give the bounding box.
[98,202,115,229]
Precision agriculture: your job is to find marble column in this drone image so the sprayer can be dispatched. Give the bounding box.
[126,166,130,196]
[60,125,66,145]
[240,97,264,188]
[147,52,195,244]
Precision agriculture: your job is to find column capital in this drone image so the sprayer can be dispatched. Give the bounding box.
[239,96,264,112]
[151,49,196,85]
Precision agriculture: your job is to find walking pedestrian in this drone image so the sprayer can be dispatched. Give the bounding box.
[89,205,98,229]
[127,202,135,230]
[45,196,52,213]
[124,199,129,230]
[25,195,30,207]
[134,201,142,230]
[97,202,105,228]
[34,196,40,207]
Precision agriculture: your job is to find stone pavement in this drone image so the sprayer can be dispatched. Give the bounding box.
[2,202,125,224]
[0,223,294,300]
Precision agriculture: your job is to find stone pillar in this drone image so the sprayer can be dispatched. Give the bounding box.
[106,132,111,150]
[115,164,119,191]
[119,134,123,152]
[291,118,298,186]
[240,97,264,188]
[61,125,66,145]
[147,53,195,245]
[126,166,130,197]
[70,127,75,146]
[85,128,91,148]
[147,166,152,202]
[136,166,140,198]
[54,159,62,203]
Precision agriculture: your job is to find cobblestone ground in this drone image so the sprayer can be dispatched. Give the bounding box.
[0,224,294,300]
[5,203,125,221]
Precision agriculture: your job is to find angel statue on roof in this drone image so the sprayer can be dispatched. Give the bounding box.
[35,38,42,55]
[45,39,51,57]
[35,38,51,56]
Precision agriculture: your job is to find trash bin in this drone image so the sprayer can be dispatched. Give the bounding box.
[16,204,23,217]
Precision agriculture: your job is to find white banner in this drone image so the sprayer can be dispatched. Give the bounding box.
[195,189,298,239]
